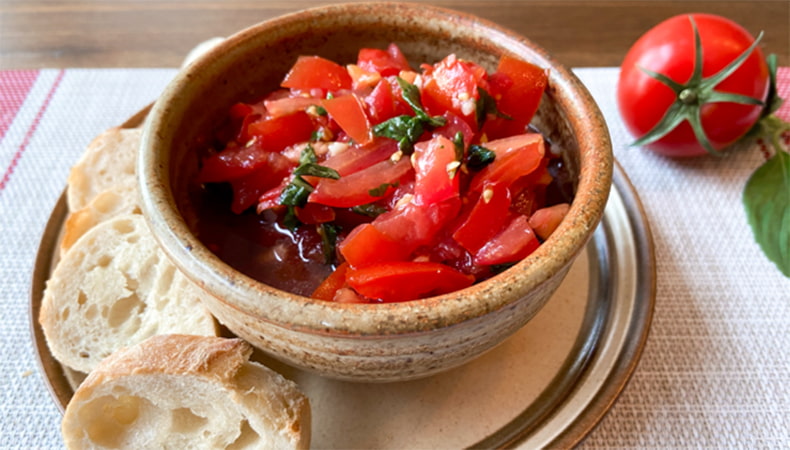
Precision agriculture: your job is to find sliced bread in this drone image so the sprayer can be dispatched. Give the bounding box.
[67,127,140,212]
[61,334,311,449]
[40,214,218,373]
[60,182,141,254]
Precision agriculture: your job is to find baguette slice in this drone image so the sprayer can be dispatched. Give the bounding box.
[61,335,311,449]
[40,214,218,373]
[67,128,140,212]
[60,182,141,254]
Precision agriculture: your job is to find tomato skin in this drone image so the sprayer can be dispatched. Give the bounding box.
[528,203,570,240]
[617,13,769,157]
[311,262,350,301]
[308,157,411,208]
[468,133,545,192]
[338,223,411,266]
[357,43,412,77]
[346,261,475,302]
[321,95,372,144]
[281,55,353,91]
[412,135,460,206]
[451,181,511,254]
[474,215,540,266]
[481,56,547,140]
[246,111,315,152]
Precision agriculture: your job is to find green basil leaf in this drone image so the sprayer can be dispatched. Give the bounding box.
[743,150,790,277]
[396,77,446,127]
[299,145,318,165]
[368,182,399,197]
[279,177,314,207]
[283,206,300,231]
[293,163,340,180]
[318,223,339,265]
[476,87,512,127]
[372,115,424,153]
[453,131,465,161]
[466,144,496,169]
[352,203,388,217]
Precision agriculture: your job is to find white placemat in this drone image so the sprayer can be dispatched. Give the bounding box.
[1,67,788,448]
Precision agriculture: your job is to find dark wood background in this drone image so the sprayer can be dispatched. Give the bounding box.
[1,1,788,69]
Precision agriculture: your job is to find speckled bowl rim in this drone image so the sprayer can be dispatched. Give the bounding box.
[139,1,613,337]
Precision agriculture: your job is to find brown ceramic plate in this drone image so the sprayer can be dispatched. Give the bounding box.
[30,104,654,448]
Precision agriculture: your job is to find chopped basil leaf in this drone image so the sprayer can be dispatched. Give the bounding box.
[278,146,341,228]
[476,87,512,127]
[299,145,318,165]
[352,203,388,217]
[313,105,328,116]
[318,223,339,265]
[372,115,425,153]
[283,206,300,231]
[396,77,447,127]
[279,177,313,206]
[372,79,449,152]
[453,132,465,161]
[368,181,399,197]
[293,163,340,179]
[466,144,496,169]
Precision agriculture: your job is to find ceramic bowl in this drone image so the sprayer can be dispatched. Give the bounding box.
[139,2,612,382]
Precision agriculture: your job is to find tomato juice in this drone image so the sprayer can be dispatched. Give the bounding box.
[194,44,574,302]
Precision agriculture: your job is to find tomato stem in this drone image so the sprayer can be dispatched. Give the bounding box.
[679,89,698,105]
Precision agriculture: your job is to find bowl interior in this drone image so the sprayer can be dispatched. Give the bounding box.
[140,2,612,336]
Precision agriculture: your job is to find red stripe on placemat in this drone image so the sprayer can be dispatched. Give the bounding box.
[0,70,40,142]
[0,69,65,194]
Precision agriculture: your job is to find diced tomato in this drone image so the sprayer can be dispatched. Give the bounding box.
[264,96,319,118]
[256,177,290,212]
[431,112,475,148]
[199,144,280,182]
[228,155,293,213]
[468,133,545,192]
[281,55,353,91]
[309,157,412,207]
[364,79,398,125]
[481,56,548,140]
[311,262,350,301]
[295,203,336,224]
[413,135,460,206]
[421,54,488,129]
[451,181,511,254]
[246,111,315,152]
[347,64,382,91]
[321,95,372,144]
[357,43,412,77]
[474,215,540,266]
[346,261,475,302]
[372,196,461,249]
[529,203,570,240]
[320,138,398,176]
[339,223,412,266]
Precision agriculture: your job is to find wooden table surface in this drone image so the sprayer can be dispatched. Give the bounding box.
[1,0,788,69]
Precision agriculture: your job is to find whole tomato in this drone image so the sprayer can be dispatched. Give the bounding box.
[617,14,770,157]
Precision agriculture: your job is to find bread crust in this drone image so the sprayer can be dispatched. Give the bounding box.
[62,335,311,449]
